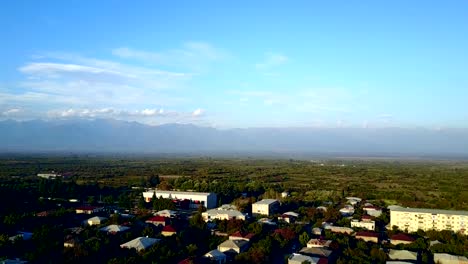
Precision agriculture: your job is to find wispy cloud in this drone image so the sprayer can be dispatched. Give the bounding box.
[1,108,22,116]
[255,53,289,70]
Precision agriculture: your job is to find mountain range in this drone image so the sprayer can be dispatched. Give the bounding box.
[1,119,467,157]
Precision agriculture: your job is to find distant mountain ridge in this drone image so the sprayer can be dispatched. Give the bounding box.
[1,119,468,156]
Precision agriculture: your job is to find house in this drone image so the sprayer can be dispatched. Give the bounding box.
[204,249,227,264]
[161,225,177,236]
[355,231,379,243]
[217,239,249,254]
[85,216,107,226]
[433,253,468,264]
[281,191,289,198]
[324,225,354,235]
[299,247,333,259]
[99,225,130,234]
[312,228,323,236]
[37,173,61,179]
[389,205,468,234]
[288,253,319,264]
[279,212,299,223]
[390,234,416,245]
[388,249,418,263]
[307,239,332,248]
[363,206,382,217]
[228,231,254,241]
[351,219,375,230]
[120,237,160,251]
[155,209,177,218]
[9,232,33,242]
[142,190,217,209]
[346,197,362,206]
[339,205,355,216]
[257,218,277,225]
[202,204,246,221]
[64,237,81,248]
[146,215,169,226]
[252,199,279,216]
[316,206,328,212]
[75,206,103,214]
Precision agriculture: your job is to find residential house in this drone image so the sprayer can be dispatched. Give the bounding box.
[85,216,107,226]
[99,225,130,234]
[288,253,319,264]
[146,216,169,226]
[75,206,103,214]
[161,225,177,236]
[252,199,279,216]
[217,239,249,254]
[355,231,379,243]
[202,204,246,222]
[351,219,375,230]
[120,237,160,251]
[325,225,354,235]
[312,228,323,236]
[363,206,382,217]
[390,234,416,245]
[228,231,254,242]
[388,249,418,263]
[155,209,177,218]
[204,249,227,264]
[279,212,299,223]
[339,205,355,216]
[433,253,468,264]
[299,247,333,260]
[307,239,332,248]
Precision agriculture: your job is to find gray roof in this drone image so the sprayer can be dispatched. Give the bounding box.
[218,239,248,249]
[288,253,318,264]
[145,190,214,196]
[434,253,468,263]
[120,237,160,251]
[254,199,278,205]
[299,247,332,257]
[389,206,468,216]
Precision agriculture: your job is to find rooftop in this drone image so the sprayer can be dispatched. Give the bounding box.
[145,190,214,196]
[254,199,278,205]
[389,206,468,216]
[356,231,379,238]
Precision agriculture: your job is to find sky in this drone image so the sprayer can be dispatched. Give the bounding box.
[1,1,468,128]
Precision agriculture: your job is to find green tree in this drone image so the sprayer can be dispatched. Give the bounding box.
[299,231,310,247]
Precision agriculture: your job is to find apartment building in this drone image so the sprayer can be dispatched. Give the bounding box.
[252,199,279,216]
[389,206,468,234]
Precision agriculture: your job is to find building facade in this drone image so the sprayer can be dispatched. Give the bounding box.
[142,190,217,209]
[252,199,279,216]
[389,206,468,234]
[350,219,375,230]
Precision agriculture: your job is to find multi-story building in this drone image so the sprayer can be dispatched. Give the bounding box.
[389,206,468,234]
[351,219,375,230]
[142,190,217,209]
[252,199,279,216]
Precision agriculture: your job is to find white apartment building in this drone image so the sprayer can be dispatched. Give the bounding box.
[351,219,375,230]
[252,199,279,216]
[142,190,218,209]
[389,206,468,234]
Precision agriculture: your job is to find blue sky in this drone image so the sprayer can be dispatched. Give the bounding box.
[1,1,467,128]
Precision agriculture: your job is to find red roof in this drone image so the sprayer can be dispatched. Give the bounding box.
[356,231,379,238]
[146,216,167,222]
[361,215,373,220]
[317,258,328,264]
[391,233,415,242]
[162,225,177,233]
[230,231,254,239]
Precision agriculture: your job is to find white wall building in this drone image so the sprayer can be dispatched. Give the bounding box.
[351,219,375,230]
[142,190,217,209]
[37,173,61,179]
[252,199,279,216]
[389,206,468,234]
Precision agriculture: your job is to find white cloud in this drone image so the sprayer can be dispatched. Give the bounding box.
[255,53,289,70]
[192,108,204,117]
[2,108,22,116]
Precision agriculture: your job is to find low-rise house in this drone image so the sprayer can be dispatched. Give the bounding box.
[161,225,177,236]
[299,247,333,259]
[252,199,279,216]
[146,216,169,226]
[351,219,375,230]
[75,206,103,214]
[312,227,323,236]
[204,249,227,264]
[120,237,160,251]
[281,191,289,198]
[433,253,468,264]
[288,253,319,264]
[279,211,299,223]
[316,206,328,212]
[363,206,382,217]
[202,204,246,222]
[339,205,355,216]
[307,239,332,248]
[325,225,354,235]
[9,232,33,242]
[355,231,379,243]
[99,225,130,234]
[257,218,277,225]
[390,234,416,245]
[346,197,362,206]
[228,231,254,242]
[155,209,177,218]
[388,249,418,263]
[85,216,107,226]
[217,239,249,254]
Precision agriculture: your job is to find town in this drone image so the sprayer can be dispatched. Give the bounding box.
[0,158,467,264]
